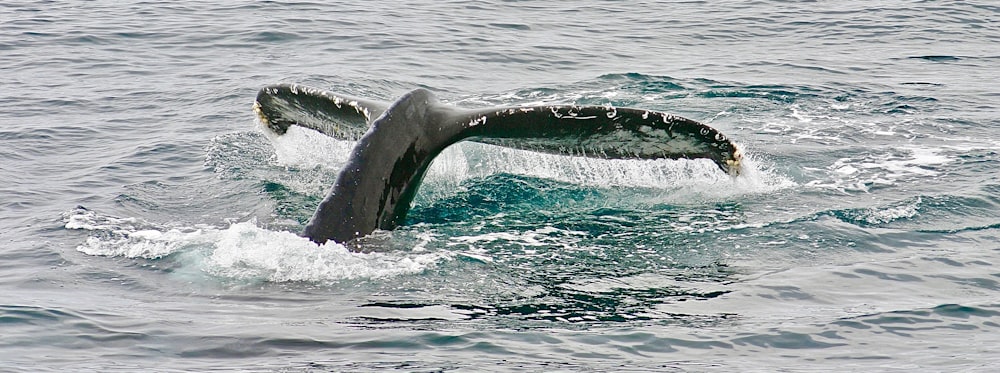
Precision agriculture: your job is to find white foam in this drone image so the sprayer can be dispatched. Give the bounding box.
[450,226,585,247]
[448,226,588,255]
[63,209,451,283]
[63,208,199,259]
[77,227,216,259]
[807,147,952,193]
[64,208,140,233]
[854,197,921,225]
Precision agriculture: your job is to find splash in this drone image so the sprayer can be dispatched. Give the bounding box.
[258,122,790,205]
[62,207,451,283]
[258,123,472,197]
[259,123,355,170]
[205,222,450,282]
[461,142,793,203]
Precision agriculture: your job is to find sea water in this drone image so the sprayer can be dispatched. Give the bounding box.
[2,1,1000,371]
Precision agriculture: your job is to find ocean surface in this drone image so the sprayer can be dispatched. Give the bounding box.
[3,1,1000,371]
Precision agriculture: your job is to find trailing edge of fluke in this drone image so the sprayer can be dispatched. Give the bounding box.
[253,83,742,245]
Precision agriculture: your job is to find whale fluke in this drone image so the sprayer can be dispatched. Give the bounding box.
[253,83,386,141]
[254,83,742,245]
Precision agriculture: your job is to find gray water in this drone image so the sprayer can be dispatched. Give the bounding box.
[3,1,1000,371]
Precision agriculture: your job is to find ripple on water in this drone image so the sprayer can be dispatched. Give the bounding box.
[4,0,1000,369]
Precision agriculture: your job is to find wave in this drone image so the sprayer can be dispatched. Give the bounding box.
[821,192,1000,234]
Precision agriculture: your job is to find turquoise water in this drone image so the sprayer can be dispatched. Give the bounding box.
[3,1,1000,371]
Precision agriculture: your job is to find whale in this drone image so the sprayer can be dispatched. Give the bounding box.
[253,83,743,245]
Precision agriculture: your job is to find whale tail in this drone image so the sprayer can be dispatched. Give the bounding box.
[254,84,742,244]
